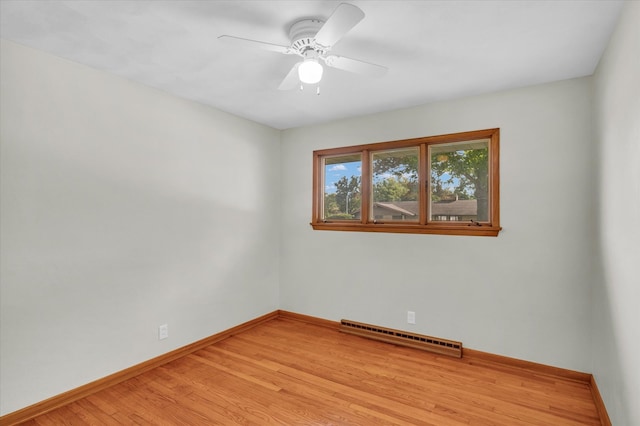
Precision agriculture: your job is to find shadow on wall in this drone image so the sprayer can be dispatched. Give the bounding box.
[590,119,632,424]
[591,247,628,424]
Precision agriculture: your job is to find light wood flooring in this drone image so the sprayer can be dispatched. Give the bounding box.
[21,317,602,425]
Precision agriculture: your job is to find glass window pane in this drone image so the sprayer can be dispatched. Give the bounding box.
[429,139,490,222]
[322,154,362,220]
[371,148,419,222]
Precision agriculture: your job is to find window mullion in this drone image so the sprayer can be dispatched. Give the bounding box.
[490,135,500,228]
[313,152,322,223]
[419,143,428,225]
[361,149,371,224]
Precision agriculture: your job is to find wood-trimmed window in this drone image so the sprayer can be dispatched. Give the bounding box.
[311,128,501,236]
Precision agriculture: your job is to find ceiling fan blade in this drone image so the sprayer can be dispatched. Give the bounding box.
[218,35,291,54]
[324,55,387,77]
[278,63,302,90]
[314,3,365,48]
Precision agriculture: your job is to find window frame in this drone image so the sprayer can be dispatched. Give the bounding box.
[311,128,501,237]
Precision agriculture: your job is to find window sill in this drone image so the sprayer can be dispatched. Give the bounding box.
[310,222,502,237]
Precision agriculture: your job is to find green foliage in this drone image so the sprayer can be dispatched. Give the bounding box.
[325,213,354,220]
[372,155,419,181]
[324,193,340,217]
[373,176,416,202]
[431,176,472,202]
[333,175,361,215]
[372,151,418,203]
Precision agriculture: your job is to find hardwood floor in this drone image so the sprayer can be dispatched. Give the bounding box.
[21,317,601,425]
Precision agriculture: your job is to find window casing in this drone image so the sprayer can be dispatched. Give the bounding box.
[312,128,501,236]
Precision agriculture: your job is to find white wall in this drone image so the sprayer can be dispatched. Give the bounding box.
[0,39,280,415]
[591,2,640,425]
[280,77,594,372]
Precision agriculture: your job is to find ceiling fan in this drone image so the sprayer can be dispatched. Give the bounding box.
[218,3,387,91]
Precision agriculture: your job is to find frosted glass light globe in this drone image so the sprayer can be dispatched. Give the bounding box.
[298,59,323,84]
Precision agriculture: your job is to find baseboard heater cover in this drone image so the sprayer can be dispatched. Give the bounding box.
[340,319,462,358]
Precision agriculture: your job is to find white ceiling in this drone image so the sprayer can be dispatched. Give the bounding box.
[0,1,623,130]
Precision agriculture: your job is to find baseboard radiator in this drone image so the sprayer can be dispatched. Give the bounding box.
[340,319,462,358]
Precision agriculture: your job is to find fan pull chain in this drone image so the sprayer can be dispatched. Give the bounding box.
[299,84,321,95]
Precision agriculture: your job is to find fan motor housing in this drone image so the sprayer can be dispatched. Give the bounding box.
[289,19,325,54]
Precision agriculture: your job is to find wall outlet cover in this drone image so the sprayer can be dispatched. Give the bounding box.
[159,324,169,340]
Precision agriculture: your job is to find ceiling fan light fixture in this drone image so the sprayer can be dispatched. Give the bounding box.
[298,59,323,84]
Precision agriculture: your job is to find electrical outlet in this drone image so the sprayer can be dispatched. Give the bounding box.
[158,324,168,340]
[407,311,416,324]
